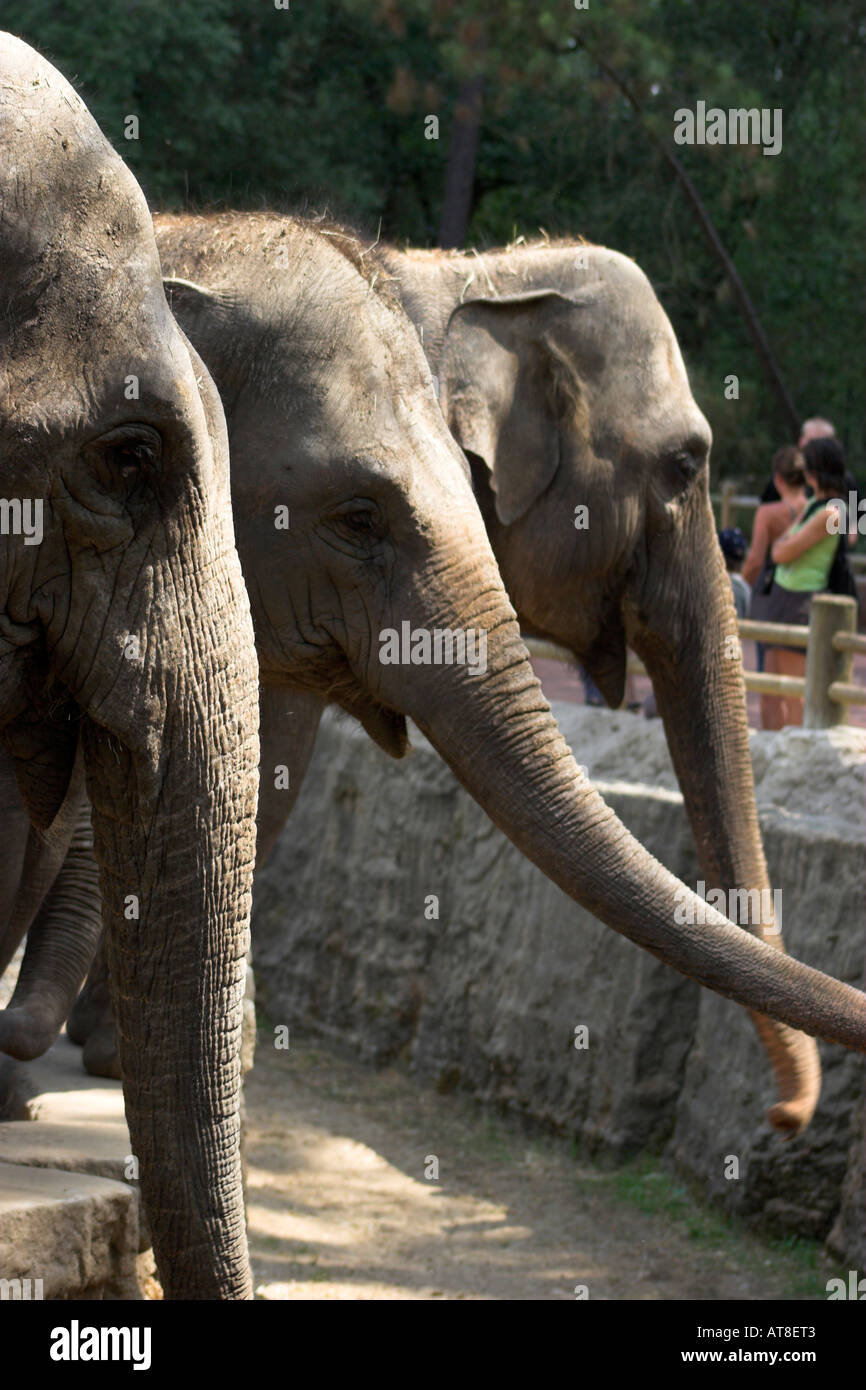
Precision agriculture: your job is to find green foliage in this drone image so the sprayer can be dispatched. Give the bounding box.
[6,0,863,476]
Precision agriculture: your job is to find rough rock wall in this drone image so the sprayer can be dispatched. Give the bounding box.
[253,705,865,1251]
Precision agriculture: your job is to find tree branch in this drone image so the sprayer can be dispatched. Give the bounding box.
[557,36,800,434]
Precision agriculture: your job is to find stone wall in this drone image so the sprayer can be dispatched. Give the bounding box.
[253,704,866,1256]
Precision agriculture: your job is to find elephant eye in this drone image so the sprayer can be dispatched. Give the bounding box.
[326,499,385,544]
[665,446,704,489]
[84,425,163,487]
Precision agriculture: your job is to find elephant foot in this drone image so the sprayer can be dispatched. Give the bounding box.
[68,976,121,1078]
[0,1053,38,1119]
[67,982,111,1046]
[82,1021,122,1080]
[0,1003,64,1062]
[69,985,121,1078]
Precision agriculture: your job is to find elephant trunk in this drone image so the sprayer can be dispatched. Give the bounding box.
[391,554,866,1050]
[631,498,820,1133]
[81,550,259,1300]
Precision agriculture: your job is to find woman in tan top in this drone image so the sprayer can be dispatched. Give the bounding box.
[743,446,807,588]
[744,446,807,729]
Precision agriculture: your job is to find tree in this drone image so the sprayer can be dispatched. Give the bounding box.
[8,0,862,479]
[438,21,486,247]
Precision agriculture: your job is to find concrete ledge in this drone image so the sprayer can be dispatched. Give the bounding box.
[253,703,866,1258]
[0,1037,147,1297]
[0,1162,138,1300]
[0,1121,133,1187]
[0,995,253,1296]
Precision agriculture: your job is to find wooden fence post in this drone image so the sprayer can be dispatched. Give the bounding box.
[720,480,736,529]
[804,594,857,729]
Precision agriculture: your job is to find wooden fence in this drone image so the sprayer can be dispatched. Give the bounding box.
[525,594,866,731]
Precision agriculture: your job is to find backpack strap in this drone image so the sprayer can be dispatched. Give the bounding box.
[801,496,829,525]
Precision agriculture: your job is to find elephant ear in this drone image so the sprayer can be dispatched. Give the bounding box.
[440,289,580,526]
[163,277,239,336]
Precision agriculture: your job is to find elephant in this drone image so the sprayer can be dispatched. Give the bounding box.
[370,237,831,1134]
[0,36,260,1299]
[58,212,866,1118]
[0,744,101,1063]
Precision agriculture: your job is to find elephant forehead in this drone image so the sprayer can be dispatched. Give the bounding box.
[560,294,691,415]
[1,179,161,340]
[277,293,427,424]
[580,277,673,348]
[1,35,166,362]
[322,351,455,477]
[2,293,199,440]
[1,37,151,226]
[0,31,93,137]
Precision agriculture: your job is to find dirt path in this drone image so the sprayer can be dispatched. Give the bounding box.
[246,1038,830,1301]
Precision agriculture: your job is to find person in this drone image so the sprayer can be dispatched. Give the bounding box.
[718,527,750,617]
[799,417,836,450]
[759,418,833,504]
[793,419,858,546]
[744,446,808,591]
[744,446,807,704]
[760,436,848,729]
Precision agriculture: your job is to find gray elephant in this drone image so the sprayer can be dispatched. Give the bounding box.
[60,213,866,1107]
[372,238,826,1135]
[0,36,259,1299]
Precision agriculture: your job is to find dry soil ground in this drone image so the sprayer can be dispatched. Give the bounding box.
[246,1035,832,1302]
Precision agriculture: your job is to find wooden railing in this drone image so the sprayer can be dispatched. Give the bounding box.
[714,480,761,529]
[525,594,866,730]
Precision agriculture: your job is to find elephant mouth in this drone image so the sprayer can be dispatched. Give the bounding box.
[576,603,628,709]
[335,687,409,758]
[260,641,410,758]
[306,645,410,757]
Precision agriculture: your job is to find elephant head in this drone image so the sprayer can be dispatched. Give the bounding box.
[0,36,259,1297]
[376,240,828,1133]
[152,213,866,1065]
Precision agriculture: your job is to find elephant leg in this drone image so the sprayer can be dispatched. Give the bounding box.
[0,757,35,976]
[0,778,101,1062]
[67,926,120,1078]
[65,923,109,1045]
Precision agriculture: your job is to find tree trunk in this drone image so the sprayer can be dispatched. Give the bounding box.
[439,42,486,249]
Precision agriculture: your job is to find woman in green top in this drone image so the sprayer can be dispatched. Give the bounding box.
[762,437,847,728]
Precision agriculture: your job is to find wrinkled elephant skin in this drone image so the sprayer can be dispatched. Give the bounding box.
[0,37,259,1299]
